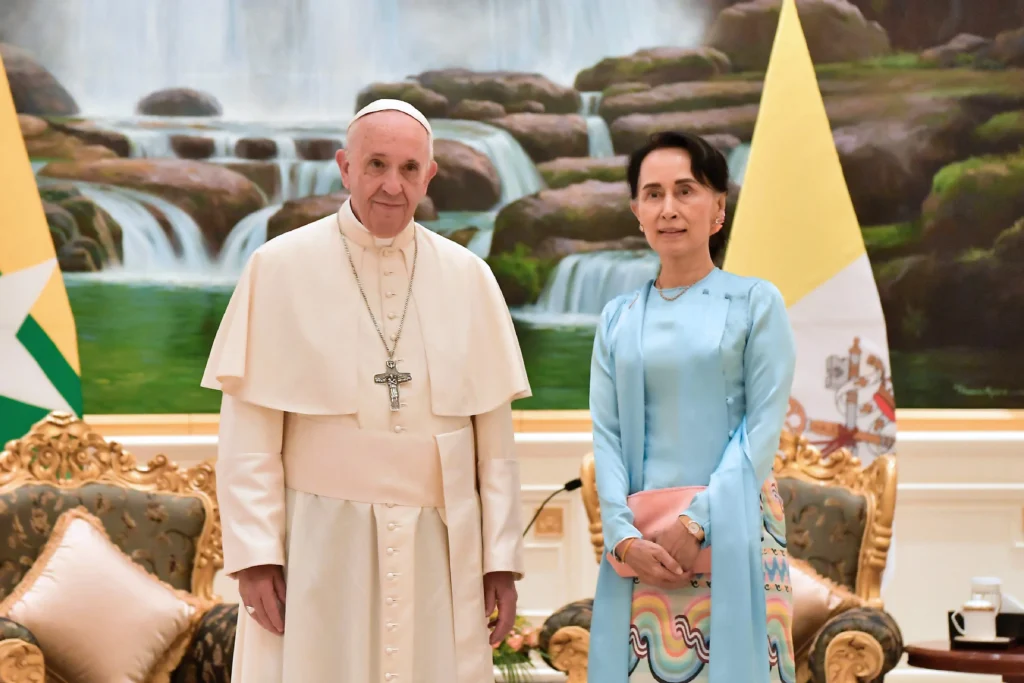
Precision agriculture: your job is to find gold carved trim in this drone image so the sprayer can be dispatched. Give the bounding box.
[547,625,589,683]
[0,412,223,600]
[82,408,1024,436]
[0,639,46,683]
[775,432,896,608]
[579,453,602,564]
[823,632,884,683]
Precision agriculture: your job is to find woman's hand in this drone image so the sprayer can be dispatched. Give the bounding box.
[620,539,689,589]
[653,518,703,574]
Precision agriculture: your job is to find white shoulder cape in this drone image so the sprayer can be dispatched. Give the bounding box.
[201,205,532,417]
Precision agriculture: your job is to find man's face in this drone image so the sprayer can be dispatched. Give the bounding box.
[336,110,437,238]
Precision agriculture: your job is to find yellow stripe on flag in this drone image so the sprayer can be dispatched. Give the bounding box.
[0,53,80,372]
[723,0,866,307]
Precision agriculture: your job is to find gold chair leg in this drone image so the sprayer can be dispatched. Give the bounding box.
[548,625,590,683]
[0,639,46,683]
[824,632,885,683]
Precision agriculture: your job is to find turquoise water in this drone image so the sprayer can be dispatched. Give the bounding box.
[66,279,1024,414]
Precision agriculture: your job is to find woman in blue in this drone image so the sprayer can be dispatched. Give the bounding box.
[588,131,798,683]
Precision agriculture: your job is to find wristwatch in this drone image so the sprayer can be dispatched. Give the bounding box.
[679,516,705,542]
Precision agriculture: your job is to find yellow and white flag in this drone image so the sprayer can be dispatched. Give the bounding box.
[0,52,82,445]
[724,0,897,463]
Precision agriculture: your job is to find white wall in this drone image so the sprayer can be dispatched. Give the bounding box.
[111,427,1024,683]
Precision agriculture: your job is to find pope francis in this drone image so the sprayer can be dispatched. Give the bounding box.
[201,98,533,682]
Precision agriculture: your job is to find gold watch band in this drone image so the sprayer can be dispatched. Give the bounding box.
[678,515,705,543]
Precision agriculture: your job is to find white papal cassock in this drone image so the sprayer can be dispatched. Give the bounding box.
[201,199,532,683]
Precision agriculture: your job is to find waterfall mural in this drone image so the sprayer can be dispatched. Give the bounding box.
[2,0,1023,413]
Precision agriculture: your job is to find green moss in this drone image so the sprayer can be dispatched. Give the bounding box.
[931,154,1024,196]
[860,52,931,70]
[486,244,555,306]
[813,52,932,79]
[957,247,995,263]
[994,218,1024,262]
[602,82,649,98]
[975,111,1024,148]
[540,165,625,189]
[862,221,922,250]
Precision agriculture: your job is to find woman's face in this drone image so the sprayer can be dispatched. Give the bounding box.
[631,147,726,259]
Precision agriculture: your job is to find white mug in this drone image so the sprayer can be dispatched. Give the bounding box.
[952,598,998,640]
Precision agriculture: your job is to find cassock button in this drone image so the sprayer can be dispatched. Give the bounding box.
[394,425,403,433]
[384,269,393,275]
[726,397,734,405]
[387,547,396,555]
[388,312,396,319]
[386,597,396,606]
[728,429,735,437]
[390,333,397,341]
[387,522,397,530]
[386,291,395,297]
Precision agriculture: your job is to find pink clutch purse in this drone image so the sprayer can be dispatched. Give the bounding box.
[606,486,712,578]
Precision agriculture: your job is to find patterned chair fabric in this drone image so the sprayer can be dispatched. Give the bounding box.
[0,483,207,600]
[775,477,867,593]
[171,603,239,683]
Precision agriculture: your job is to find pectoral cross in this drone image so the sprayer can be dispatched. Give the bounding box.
[374,359,412,412]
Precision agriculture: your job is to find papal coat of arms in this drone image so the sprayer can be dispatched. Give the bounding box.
[786,337,897,459]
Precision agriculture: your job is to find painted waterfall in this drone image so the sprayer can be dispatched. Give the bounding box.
[3,0,1024,412]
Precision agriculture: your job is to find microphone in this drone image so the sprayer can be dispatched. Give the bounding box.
[522,478,583,537]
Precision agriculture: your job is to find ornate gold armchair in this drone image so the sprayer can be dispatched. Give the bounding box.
[0,412,238,683]
[539,431,903,683]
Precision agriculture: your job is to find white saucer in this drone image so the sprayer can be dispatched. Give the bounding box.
[953,635,1012,644]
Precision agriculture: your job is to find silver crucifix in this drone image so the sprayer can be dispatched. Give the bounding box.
[374,359,412,412]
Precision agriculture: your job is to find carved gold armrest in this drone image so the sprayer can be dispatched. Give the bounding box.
[809,607,903,683]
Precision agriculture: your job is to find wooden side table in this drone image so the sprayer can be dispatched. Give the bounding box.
[905,641,1024,682]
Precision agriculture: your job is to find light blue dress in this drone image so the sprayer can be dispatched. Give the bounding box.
[587,268,798,683]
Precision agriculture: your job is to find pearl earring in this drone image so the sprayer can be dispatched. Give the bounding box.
[639,223,644,232]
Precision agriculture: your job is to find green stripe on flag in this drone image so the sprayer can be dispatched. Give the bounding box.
[16,314,84,417]
[0,395,50,447]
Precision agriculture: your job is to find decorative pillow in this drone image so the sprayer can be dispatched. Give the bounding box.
[789,557,865,657]
[0,507,211,683]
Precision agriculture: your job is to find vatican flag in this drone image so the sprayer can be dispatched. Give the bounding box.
[0,52,82,445]
[724,0,897,464]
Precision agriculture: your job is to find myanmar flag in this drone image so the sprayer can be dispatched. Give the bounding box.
[0,52,82,445]
[724,0,897,464]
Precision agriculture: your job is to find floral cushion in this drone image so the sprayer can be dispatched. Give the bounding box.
[0,483,207,599]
